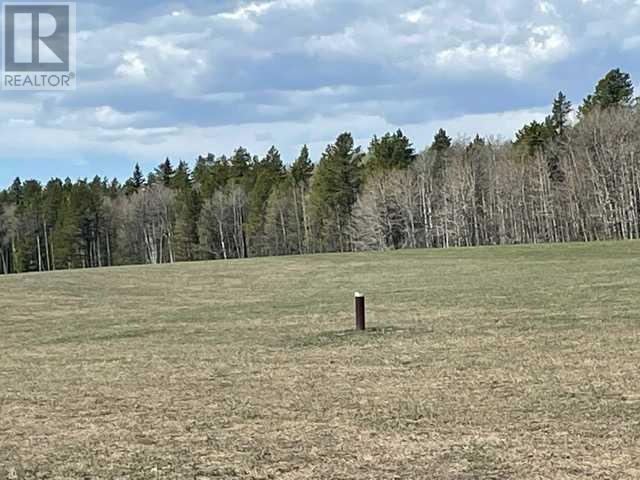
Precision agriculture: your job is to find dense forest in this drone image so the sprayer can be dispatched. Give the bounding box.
[1,68,639,274]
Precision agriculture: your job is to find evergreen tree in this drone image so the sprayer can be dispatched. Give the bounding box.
[53,180,80,269]
[289,145,314,254]
[310,132,364,252]
[466,134,486,153]
[106,178,121,199]
[8,177,23,205]
[579,68,634,116]
[367,129,416,173]
[430,128,453,182]
[230,147,252,181]
[125,164,146,195]
[431,128,452,153]
[15,180,44,272]
[194,154,232,199]
[42,179,64,270]
[173,161,201,261]
[550,91,572,137]
[515,120,553,155]
[247,146,285,255]
[225,148,254,258]
[154,158,176,187]
[291,145,314,186]
[0,201,6,273]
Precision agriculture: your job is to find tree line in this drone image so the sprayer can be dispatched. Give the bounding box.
[1,68,639,274]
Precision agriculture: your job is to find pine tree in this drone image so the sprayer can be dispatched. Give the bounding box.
[15,180,44,272]
[466,134,485,152]
[515,120,553,155]
[107,178,121,199]
[8,177,23,205]
[310,132,364,252]
[367,129,416,172]
[125,164,146,195]
[579,68,634,116]
[194,154,232,199]
[291,145,314,186]
[42,179,64,270]
[173,161,201,261]
[0,201,7,273]
[246,146,285,255]
[430,128,453,182]
[155,158,176,187]
[290,145,314,253]
[53,182,80,269]
[230,148,252,181]
[550,91,572,137]
[431,128,452,153]
[225,148,254,258]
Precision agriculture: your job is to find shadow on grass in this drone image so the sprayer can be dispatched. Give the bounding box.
[295,325,429,348]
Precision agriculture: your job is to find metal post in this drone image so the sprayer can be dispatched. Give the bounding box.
[355,292,365,331]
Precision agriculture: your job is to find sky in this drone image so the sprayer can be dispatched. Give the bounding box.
[1,0,639,187]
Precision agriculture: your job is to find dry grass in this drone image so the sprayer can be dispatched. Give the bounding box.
[1,242,640,479]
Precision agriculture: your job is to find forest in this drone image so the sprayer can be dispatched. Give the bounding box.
[1,68,639,274]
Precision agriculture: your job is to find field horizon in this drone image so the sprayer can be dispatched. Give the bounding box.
[2,241,640,478]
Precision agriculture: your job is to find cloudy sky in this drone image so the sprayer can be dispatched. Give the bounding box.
[1,0,639,186]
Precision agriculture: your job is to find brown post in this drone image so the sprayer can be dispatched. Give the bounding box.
[355,293,365,331]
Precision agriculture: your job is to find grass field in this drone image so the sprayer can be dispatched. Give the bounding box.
[2,242,640,479]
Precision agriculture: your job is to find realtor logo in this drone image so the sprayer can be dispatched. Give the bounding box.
[2,2,76,90]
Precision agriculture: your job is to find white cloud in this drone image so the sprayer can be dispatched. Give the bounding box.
[305,26,363,56]
[94,106,141,128]
[115,52,148,80]
[218,2,273,21]
[6,119,36,127]
[538,1,559,16]
[435,24,570,78]
[0,106,548,177]
[216,0,316,31]
[400,6,432,24]
[4,0,640,185]
[113,33,208,94]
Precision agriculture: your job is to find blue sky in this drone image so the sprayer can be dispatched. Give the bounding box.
[1,0,639,187]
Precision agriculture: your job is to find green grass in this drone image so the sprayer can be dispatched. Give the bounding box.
[1,241,640,478]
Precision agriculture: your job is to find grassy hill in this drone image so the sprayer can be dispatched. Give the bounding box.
[2,242,640,478]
